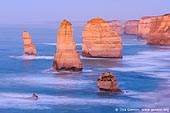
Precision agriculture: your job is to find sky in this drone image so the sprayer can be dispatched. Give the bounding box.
[0,0,170,24]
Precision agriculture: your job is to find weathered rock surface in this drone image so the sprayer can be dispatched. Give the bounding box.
[22,31,37,56]
[108,20,124,35]
[96,72,122,93]
[138,16,152,39]
[138,14,170,46]
[53,19,82,71]
[125,20,139,35]
[82,18,122,58]
[147,14,170,46]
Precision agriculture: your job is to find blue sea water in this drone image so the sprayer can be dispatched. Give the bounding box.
[0,24,170,113]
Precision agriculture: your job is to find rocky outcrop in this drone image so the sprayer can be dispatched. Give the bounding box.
[22,31,37,56]
[147,14,170,46]
[96,72,122,93]
[52,19,82,71]
[138,14,170,46]
[125,20,139,35]
[138,16,152,39]
[82,18,122,58]
[108,20,124,35]
[27,94,38,100]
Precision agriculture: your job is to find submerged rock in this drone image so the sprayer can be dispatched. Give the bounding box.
[27,93,38,100]
[125,20,139,35]
[96,72,122,93]
[22,31,37,56]
[52,19,82,71]
[108,20,124,35]
[82,18,122,58]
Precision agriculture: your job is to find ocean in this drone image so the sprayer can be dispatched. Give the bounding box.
[0,24,170,113]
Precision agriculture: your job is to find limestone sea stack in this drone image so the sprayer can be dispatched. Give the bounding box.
[108,20,124,35]
[147,14,170,46]
[22,31,37,56]
[97,72,122,93]
[82,18,122,58]
[52,19,82,71]
[125,20,139,35]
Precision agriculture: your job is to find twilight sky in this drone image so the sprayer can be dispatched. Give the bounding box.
[0,0,170,24]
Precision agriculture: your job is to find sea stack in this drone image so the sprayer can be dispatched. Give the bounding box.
[52,19,82,71]
[82,18,122,58]
[125,20,139,35]
[108,20,124,35]
[97,72,122,93]
[22,31,37,56]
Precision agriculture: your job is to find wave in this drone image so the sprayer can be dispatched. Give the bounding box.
[2,75,94,89]
[80,56,106,60]
[82,69,93,72]
[9,55,54,60]
[109,50,170,79]
[39,43,82,46]
[0,92,126,109]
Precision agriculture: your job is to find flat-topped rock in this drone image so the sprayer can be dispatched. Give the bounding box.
[125,20,139,35]
[22,31,37,56]
[52,19,82,71]
[108,20,124,35]
[82,18,122,58]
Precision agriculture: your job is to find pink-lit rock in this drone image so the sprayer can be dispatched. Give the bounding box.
[125,20,139,35]
[22,31,37,56]
[82,18,122,58]
[97,72,122,93]
[108,20,124,35]
[53,19,82,71]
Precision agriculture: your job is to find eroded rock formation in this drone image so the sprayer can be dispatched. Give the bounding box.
[82,18,122,58]
[108,20,124,35]
[97,72,122,93]
[52,19,82,71]
[22,31,37,56]
[138,16,152,39]
[138,14,170,46]
[147,14,170,46]
[125,20,139,35]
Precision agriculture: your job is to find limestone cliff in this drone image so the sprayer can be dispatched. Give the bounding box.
[22,31,37,56]
[125,20,139,35]
[108,20,124,35]
[147,14,170,46]
[138,14,170,46]
[53,19,82,71]
[82,18,122,58]
[138,16,152,39]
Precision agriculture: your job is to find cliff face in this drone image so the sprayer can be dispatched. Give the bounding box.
[82,18,122,58]
[125,20,139,35]
[22,31,37,56]
[108,20,124,35]
[53,19,82,71]
[138,14,170,46]
[147,14,170,46]
[138,16,152,39]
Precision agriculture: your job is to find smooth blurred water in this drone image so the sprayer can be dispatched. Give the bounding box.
[0,24,170,113]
